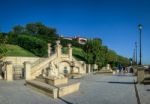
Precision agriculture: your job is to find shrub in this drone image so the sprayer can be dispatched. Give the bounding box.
[9,35,47,57]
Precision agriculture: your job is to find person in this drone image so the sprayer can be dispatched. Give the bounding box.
[123,66,125,73]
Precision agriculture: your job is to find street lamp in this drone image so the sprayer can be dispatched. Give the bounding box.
[135,42,137,65]
[138,24,142,65]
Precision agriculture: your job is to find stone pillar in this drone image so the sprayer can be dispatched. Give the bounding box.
[87,64,91,74]
[83,63,86,74]
[106,64,110,70]
[137,67,145,83]
[24,61,31,80]
[55,40,62,58]
[133,66,138,75]
[68,44,72,59]
[5,61,13,81]
[93,64,98,72]
[48,43,51,57]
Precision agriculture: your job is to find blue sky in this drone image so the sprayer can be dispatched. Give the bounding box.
[0,0,150,64]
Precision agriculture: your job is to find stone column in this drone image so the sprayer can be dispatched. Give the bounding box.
[68,44,72,59]
[106,64,110,70]
[87,64,91,74]
[24,61,31,80]
[5,61,13,81]
[133,66,138,75]
[83,63,86,74]
[137,67,145,84]
[48,43,51,57]
[55,40,62,58]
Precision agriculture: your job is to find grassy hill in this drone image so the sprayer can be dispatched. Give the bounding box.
[5,44,36,57]
[3,44,84,60]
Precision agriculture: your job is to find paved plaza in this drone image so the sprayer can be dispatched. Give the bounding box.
[0,74,149,104]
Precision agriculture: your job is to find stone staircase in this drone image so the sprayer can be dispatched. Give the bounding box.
[30,54,57,79]
[13,65,24,80]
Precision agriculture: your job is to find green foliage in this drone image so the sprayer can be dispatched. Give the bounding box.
[0,44,7,59]
[117,55,130,66]
[0,33,6,44]
[82,39,130,67]
[9,35,47,57]
[106,49,117,62]
[83,39,102,64]
[12,25,25,34]
[62,47,85,61]
[60,38,83,48]
[0,33,7,59]
[12,22,58,38]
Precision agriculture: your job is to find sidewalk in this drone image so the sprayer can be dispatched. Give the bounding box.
[0,74,139,104]
[137,84,150,104]
[62,74,137,104]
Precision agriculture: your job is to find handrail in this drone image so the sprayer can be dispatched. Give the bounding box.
[31,54,57,75]
[31,58,46,68]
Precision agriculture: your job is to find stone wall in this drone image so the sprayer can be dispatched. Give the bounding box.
[3,57,41,66]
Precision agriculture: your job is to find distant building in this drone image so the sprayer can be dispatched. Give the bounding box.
[63,37,73,40]
[74,37,87,44]
[60,35,87,44]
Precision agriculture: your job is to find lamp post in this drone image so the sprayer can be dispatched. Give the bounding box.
[138,24,142,65]
[133,48,135,64]
[135,42,137,65]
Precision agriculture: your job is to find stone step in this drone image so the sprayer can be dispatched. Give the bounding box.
[26,80,58,99]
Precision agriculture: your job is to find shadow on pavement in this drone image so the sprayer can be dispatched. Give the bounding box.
[108,81,135,84]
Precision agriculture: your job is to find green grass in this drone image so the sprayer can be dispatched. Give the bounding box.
[5,44,36,57]
[62,47,85,61]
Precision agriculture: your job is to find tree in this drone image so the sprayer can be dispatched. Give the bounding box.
[99,45,108,66]
[25,22,58,37]
[0,33,7,59]
[12,25,25,34]
[12,35,47,57]
[26,23,39,35]
[83,39,102,64]
[106,49,117,62]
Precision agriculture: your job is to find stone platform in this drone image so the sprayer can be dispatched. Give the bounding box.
[45,77,68,86]
[26,80,58,98]
[26,78,80,99]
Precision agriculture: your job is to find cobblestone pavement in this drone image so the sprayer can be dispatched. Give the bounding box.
[0,74,138,104]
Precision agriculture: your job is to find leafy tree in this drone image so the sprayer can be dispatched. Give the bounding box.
[83,39,102,64]
[106,49,117,62]
[26,23,39,35]
[12,25,25,34]
[11,35,47,57]
[100,45,108,66]
[25,22,58,37]
[0,33,7,59]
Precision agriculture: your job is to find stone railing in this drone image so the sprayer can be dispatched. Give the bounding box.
[31,54,57,78]
[61,54,69,58]
[31,58,46,68]
[72,57,86,74]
